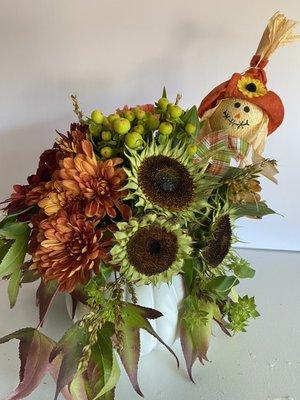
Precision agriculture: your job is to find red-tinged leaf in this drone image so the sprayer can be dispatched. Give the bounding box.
[49,354,88,400]
[117,304,179,396]
[179,323,197,383]
[179,299,215,381]
[117,324,142,397]
[36,280,59,327]
[0,328,54,400]
[50,322,89,400]
[124,304,179,367]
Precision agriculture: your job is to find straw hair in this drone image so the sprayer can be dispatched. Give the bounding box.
[252,12,300,66]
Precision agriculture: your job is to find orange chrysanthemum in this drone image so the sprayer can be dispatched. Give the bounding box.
[53,140,131,219]
[31,210,110,292]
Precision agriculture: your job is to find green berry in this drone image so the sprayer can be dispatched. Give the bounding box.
[91,109,104,124]
[125,132,143,149]
[134,108,146,120]
[147,114,160,130]
[188,144,198,156]
[113,118,131,134]
[101,131,112,141]
[100,146,113,158]
[102,116,110,127]
[158,122,173,135]
[132,124,145,134]
[185,123,196,135]
[168,104,183,119]
[157,97,169,111]
[108,113,120,124]
[124,110,135,122]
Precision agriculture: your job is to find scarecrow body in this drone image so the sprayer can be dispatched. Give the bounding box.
[198,12,299,179]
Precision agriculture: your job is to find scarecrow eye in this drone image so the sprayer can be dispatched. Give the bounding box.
[243,106,250,113]
[234,102,241,108]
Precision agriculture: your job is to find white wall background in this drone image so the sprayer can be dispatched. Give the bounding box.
[0,0,299,251]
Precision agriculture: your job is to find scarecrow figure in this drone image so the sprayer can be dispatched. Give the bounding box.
[198,12,300,181]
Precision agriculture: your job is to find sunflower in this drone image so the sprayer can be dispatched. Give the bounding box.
[124,141,210,221]
[202,214,232,267]
[237,76,267,98]
[110,214,193,285]
[31,210,110,292]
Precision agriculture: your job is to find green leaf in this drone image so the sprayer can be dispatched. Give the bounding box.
[50,322,89,400]
[161,86,167,98]
[0,223,30,278]
[182,258,197,293]
[0,222,31,238]
[8,268,22,308]
[207,275,239,294]
[0,206,33,228]
[231,202,276,219]
[181,106,201,136]
[0,239,15,264]
[89,323,120,400]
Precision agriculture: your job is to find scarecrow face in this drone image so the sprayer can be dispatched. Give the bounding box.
[209,98,264,135]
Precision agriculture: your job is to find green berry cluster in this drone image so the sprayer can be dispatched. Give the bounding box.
[86,90,201,159]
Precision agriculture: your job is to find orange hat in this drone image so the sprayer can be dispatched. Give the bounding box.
[198,12,299,135]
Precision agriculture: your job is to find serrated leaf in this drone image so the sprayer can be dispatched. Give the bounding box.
[231,202,275,219]
[8,268,22,308]
[117,304,179,396]
[50,322,89,400]
[0,328,54,400]
[36,280,59,326]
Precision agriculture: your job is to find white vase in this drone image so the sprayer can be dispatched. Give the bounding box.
[66,275,185,356]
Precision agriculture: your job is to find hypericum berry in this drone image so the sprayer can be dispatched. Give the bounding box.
[113,118,131,134]
[101,131,112,141]
[167,104,183,119]
[134,108,146,120]
[157,97,169,111]
[187,144,198,156]
[125,132,143,149]
[158,122,173,135]
[185,123,196,135]
[108,113,120,124]
[100,146,113,158]
[147,114,160,130]
[91,109,104,124]
[124,110,135,122]
[132,125,145,134]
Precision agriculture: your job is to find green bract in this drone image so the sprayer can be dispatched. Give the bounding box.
[124,140,211,221]
[110,214,193,285]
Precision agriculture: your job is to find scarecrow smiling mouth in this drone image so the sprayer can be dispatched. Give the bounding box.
[223,109,250,129]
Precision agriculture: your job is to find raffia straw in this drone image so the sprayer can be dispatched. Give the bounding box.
[254,12,300,64]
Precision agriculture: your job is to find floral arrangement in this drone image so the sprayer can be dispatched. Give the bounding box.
[0,12,298,400]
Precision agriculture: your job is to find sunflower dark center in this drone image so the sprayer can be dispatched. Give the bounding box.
[147,238,162,255]
[154,168,180,192]
[127,225,178,276]
[138,155,195,211]
[202,214,232,268]
[245,83,257,92]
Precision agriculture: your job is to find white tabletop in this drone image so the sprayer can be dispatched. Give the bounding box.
[0,248,299,400]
